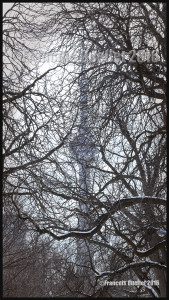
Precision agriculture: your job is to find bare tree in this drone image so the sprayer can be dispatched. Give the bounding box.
[3,3,166,297]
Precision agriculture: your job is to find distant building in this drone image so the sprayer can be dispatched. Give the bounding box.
[69,30,98,281]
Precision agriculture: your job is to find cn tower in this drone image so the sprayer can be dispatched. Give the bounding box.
[70,29,98,275]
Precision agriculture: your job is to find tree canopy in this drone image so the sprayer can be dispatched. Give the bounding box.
[3,3,166,297]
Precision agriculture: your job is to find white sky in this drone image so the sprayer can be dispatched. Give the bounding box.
[3,3,14,15]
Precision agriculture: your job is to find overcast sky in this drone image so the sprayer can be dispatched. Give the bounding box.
[3,3,14,15]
